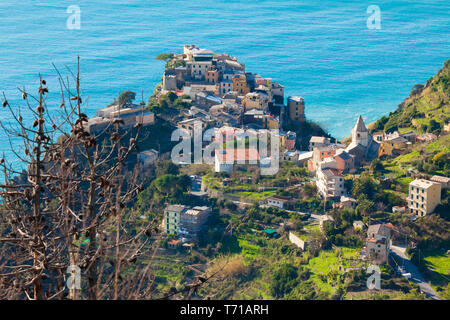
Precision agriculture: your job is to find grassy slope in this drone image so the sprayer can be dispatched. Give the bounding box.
[373,59,449,133]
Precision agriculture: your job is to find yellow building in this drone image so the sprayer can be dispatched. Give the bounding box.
[408,179,442,217]
[243,92,269,111]
[232,74,250,95]
[287,96,305,122]
[378,136,407,157]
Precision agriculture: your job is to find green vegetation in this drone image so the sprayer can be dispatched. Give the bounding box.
[118,90,137,106]
[146,92,191,117]
[372,59,449,134]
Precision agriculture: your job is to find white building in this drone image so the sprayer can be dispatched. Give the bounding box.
[266,195,290,209]
[316,167,346,199]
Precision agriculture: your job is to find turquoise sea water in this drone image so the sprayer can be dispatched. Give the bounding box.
[0,0,449,167]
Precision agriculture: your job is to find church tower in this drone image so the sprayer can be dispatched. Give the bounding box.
[352,115,369,147]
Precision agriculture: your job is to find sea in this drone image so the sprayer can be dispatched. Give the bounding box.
[0,0,449,168]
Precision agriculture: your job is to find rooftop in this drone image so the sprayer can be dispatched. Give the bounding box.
[166,204,188,213]
[310,136,329,144]
[288,96,304,103]
[430,175,450,183]
[409,179,440,189]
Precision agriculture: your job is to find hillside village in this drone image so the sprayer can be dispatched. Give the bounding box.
[81,48,449,300]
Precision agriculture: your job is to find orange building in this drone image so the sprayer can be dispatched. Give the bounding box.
[205,68,219,84]
[287,96,305,122]
[232,74,250,95]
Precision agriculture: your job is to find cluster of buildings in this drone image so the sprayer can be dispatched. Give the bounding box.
[158,45,309,172]
[306,115,378,201]
[162,45,304,131]
[306,115,447,214]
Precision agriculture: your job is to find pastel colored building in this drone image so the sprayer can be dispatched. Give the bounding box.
[334,150,355,173]
[205,68,219,84]
[408,179,441,217]
[316,167,346,199]
[243,92,269,111]
[287,96,305,122]
[266,195,291,209]
[308,145,337,171]
[284,131,296,151]
[232,74,250,95]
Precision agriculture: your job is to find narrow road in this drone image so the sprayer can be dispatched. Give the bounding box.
[390,245,440,300]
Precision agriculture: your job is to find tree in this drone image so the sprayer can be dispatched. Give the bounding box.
[370,159,384,173]
[270,263,299,299]
[155,53,174,62]
[304,183,317,198]
[356,198,376,217]
[0,61,157,300]
[352,176,378,201]
[118,90,136,106]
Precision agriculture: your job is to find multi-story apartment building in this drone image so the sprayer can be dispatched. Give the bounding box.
[179,206,211,237]
[163,205,188,235]
[287,96,305,122]
[163,205,211,239]
[232,74,250,95]
[205,67,219,84]
[408,179,441,217]
[186,49,214,80]
[316,167,346,199]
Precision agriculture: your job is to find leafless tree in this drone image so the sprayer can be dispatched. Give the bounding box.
[0,60,158,299]
[0,59,219,300]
